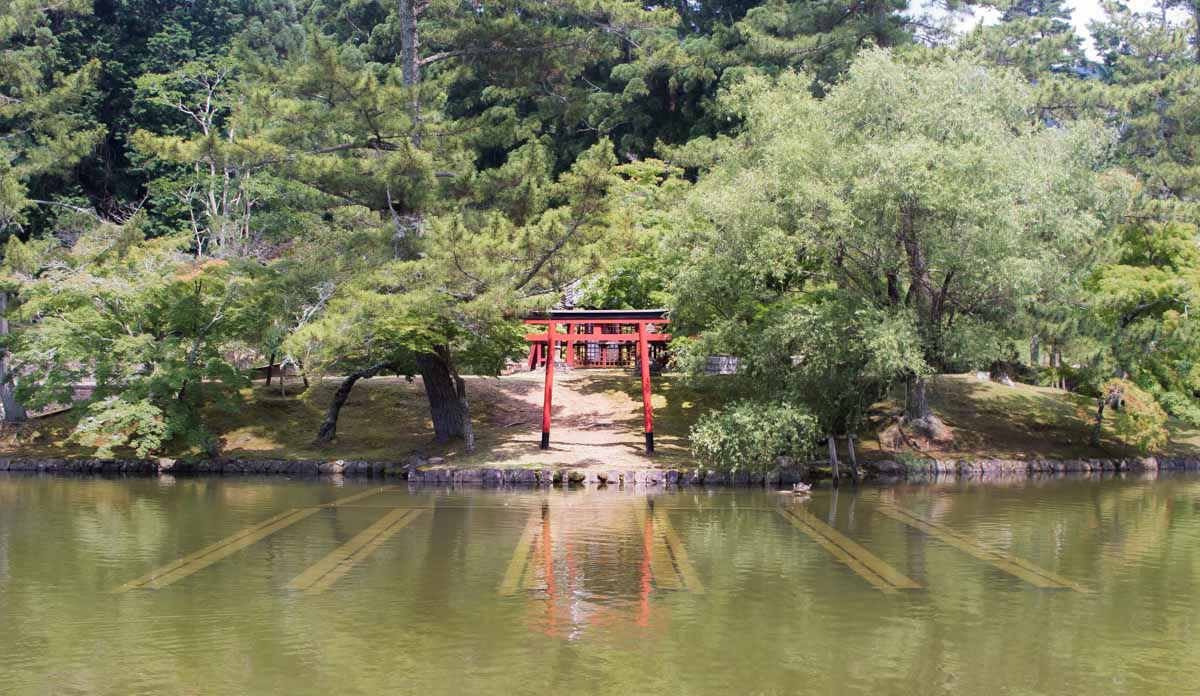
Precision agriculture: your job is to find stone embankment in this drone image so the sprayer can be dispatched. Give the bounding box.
[1,455,1198,485]
[865,456,1200,477]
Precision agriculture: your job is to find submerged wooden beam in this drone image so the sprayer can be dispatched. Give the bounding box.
[288,508,424,593]
[653,507,704,593]
[115,507,321,592]
[115,486,394,592]
[499,511,543,596]
[779,506,921,594]
[635,504,682,590]
[876,504,1091,593]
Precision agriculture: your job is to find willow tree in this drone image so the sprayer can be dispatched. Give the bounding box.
[671,49,1114,434]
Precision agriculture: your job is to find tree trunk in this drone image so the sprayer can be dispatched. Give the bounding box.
[399,0,420,88]
[265,351,276,385]
[827,434,840,486]
[416,346,475,452]
[1090,386,1121,448]
[906,375,932,421]
[1030,335,1040,367]
[1090,394,1107,448]
[316,362,391,443]
[398,0,422,145]
[0,291,26,423]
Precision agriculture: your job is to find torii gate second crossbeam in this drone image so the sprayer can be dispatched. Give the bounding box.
[524,310,670,454]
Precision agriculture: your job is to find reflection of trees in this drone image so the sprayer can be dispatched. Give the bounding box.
[6,478,1200,692]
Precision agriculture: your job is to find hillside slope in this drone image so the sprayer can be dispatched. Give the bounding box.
[861,374,1200,461]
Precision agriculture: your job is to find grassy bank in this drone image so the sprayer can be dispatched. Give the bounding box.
[860,374,1200,461]
[2,370,723,469]
[6,371,1200,468]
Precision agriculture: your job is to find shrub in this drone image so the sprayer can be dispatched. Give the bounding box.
[690,400,819,473]
[1105,379,1168,454]
[70,397,170,458]
[896,450,934,472]
[1151,389,1200,426]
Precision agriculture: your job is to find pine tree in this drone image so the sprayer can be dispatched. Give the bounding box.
[963,0,1084,80]
[1091,0,1200,221]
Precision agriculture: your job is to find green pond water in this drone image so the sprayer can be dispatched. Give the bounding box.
[2,473,1199,695]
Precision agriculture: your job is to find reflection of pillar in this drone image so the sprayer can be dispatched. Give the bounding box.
[541,321,555,449]
[542,502,557,631]
[638,321,654,453]
[639,506,653,627]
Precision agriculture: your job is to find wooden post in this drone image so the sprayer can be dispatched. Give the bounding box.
[527,344,538,371]
[541,321,556,449]
[847,434,859,483]
[638,321,654,453]
[827,434,839,486]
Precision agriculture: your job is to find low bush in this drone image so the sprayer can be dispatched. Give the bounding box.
[690,400,819,473]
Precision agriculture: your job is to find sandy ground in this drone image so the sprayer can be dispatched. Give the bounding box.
[463,368,694,469]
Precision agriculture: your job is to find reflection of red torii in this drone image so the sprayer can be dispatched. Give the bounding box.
[524,309,670,454]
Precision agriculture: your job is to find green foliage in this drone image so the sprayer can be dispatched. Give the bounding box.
[1105,378,1169,453]
[71,396,169,458]
[670,49,1111,428]
[1091,1,1200,220]
[962,0,1085,81]
[1086,221,1200,420]
[4,0,1200,460]
[0,0,103,233]
[690,400,819,473]
[895,450,934,472]
[12,222,256,455]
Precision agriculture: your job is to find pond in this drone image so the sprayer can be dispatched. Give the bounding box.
[1,473,1198,695]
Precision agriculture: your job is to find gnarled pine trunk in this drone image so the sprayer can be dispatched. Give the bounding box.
[416,346,475,452]
[316,362,391,443]
[1090,385,1121,448]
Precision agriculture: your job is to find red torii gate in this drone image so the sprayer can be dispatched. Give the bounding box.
[524,310,670,454]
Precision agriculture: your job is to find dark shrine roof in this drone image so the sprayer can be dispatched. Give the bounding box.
[529,309,668,320]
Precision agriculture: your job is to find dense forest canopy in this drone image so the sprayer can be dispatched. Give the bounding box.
[1,0,1199,462]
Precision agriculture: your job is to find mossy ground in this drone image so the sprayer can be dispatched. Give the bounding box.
[0,369,725,468]
[859,373,1200,461]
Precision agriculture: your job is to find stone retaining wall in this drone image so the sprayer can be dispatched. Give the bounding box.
[1,455,1199,485]
[864,456,1200,478]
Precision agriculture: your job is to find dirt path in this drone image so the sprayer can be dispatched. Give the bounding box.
[466,369,693,469]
